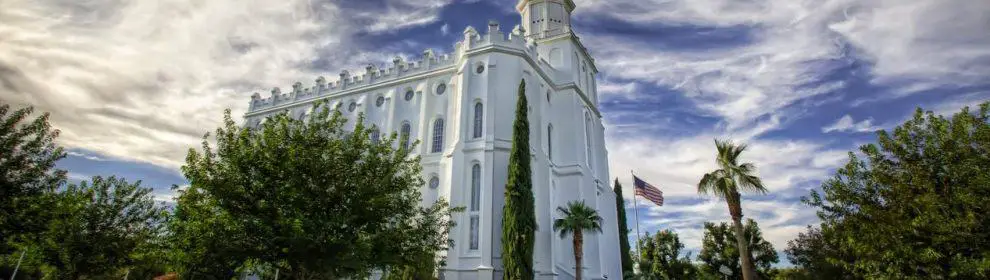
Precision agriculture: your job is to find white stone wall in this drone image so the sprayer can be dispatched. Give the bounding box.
[244,1,620,279]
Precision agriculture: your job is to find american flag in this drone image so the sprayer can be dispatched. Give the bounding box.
[633,175,664,206]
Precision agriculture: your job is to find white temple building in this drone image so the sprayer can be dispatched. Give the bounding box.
[243,1,621,279]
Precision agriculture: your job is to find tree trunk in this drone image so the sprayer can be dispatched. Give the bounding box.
[574,231,584,280]
[728,192,758,280]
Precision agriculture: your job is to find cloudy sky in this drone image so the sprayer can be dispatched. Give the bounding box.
[2,0,989,265]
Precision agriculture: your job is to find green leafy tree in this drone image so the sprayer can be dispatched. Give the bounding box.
[166,182,250,279]
[39,176,167,279]
[637,230,696,280]
[697,139,768,280]
[698,219,778,280]
[172,106,459,279]
[501,80,537,280]
[802,102,990,279]
[613,179,634,275]
[0,104,66,255]
[783,226,854,279]
[553,201,603,280]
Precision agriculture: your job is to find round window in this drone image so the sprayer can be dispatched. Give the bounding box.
[429,177,439,189]
[476,64,485,74]
[348,102,356,112]
[436,83,446,95]
[376,96,385,107]
[405,90,415,101]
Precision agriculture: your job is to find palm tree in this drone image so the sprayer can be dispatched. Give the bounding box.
[698,139,768,280]
[553,201,603,280]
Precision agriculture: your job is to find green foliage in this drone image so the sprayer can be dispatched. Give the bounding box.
[553,201,603,280]
[502,80,537,280]
[770,268,812,280]
[801,102,990,279]
[613,179,634,274]
[698,219,778,280]
[697,139,768,280]
[783,226,854,279]
[0,104,67,254]
[37,176,167,279]
[636,230,696,280]
[172,105,459,279]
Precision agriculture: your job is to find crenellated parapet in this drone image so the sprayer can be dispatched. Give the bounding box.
[248,20,557,112]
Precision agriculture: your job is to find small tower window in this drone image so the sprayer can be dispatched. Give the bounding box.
[473,103,484,138]
[376,96,385,107]
[436,83,447,95]
[429,176,439,189]
[348,101,357,112]
[405,90,415,101]
[432,118,445,153]
[476,64,485,74]
[400,122,411,150]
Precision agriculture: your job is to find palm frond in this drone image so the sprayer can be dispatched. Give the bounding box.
[738,174,768,194]
[553,201,604,238]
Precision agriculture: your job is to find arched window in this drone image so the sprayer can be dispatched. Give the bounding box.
[473,103,483,138]
[400,122,411,150]
[469,163,482,250]
[370,127,380,144]
[585,112,593,170]
[547,124,553,162]
[432,118,444,153]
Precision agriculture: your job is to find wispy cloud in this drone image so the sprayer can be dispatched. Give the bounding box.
[575,0,990,129]
[822,115,879,133]
[440,23,450,35]
[0,0,452,169]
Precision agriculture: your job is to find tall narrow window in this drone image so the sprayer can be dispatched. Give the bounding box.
[400,122,411,150]
[473,103,483,138]
[469,216,480,250]
[432,118,444,153]
[469,163,481,251]
[585,112,593,170]
[370,127,380,144]
[547,124,553,161]
[471,164,481,211]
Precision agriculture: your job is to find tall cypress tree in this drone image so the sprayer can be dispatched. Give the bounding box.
[613,178,634,275]
[501,80,536,280]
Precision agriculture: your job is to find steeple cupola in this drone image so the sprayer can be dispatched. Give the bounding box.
[516,0,576,39]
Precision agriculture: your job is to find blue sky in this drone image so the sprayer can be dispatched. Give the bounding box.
[3,0,989,266]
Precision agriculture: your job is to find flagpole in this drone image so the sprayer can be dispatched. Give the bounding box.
[630,170,642,260]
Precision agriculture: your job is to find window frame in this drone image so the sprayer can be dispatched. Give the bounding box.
[400,121,411,150]
[473,103,484,139]
[431,118,445,153]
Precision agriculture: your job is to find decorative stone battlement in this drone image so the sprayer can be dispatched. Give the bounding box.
[247,21,554,113]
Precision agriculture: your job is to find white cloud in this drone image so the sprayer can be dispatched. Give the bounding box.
[440,23,450,35]
[67,151,107,162]
[0,0,451,169]
[822,115,879,133]
[573,0,990,129]
[360,0,454,33]
[829,0,990,92]
[929,92,989,117]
